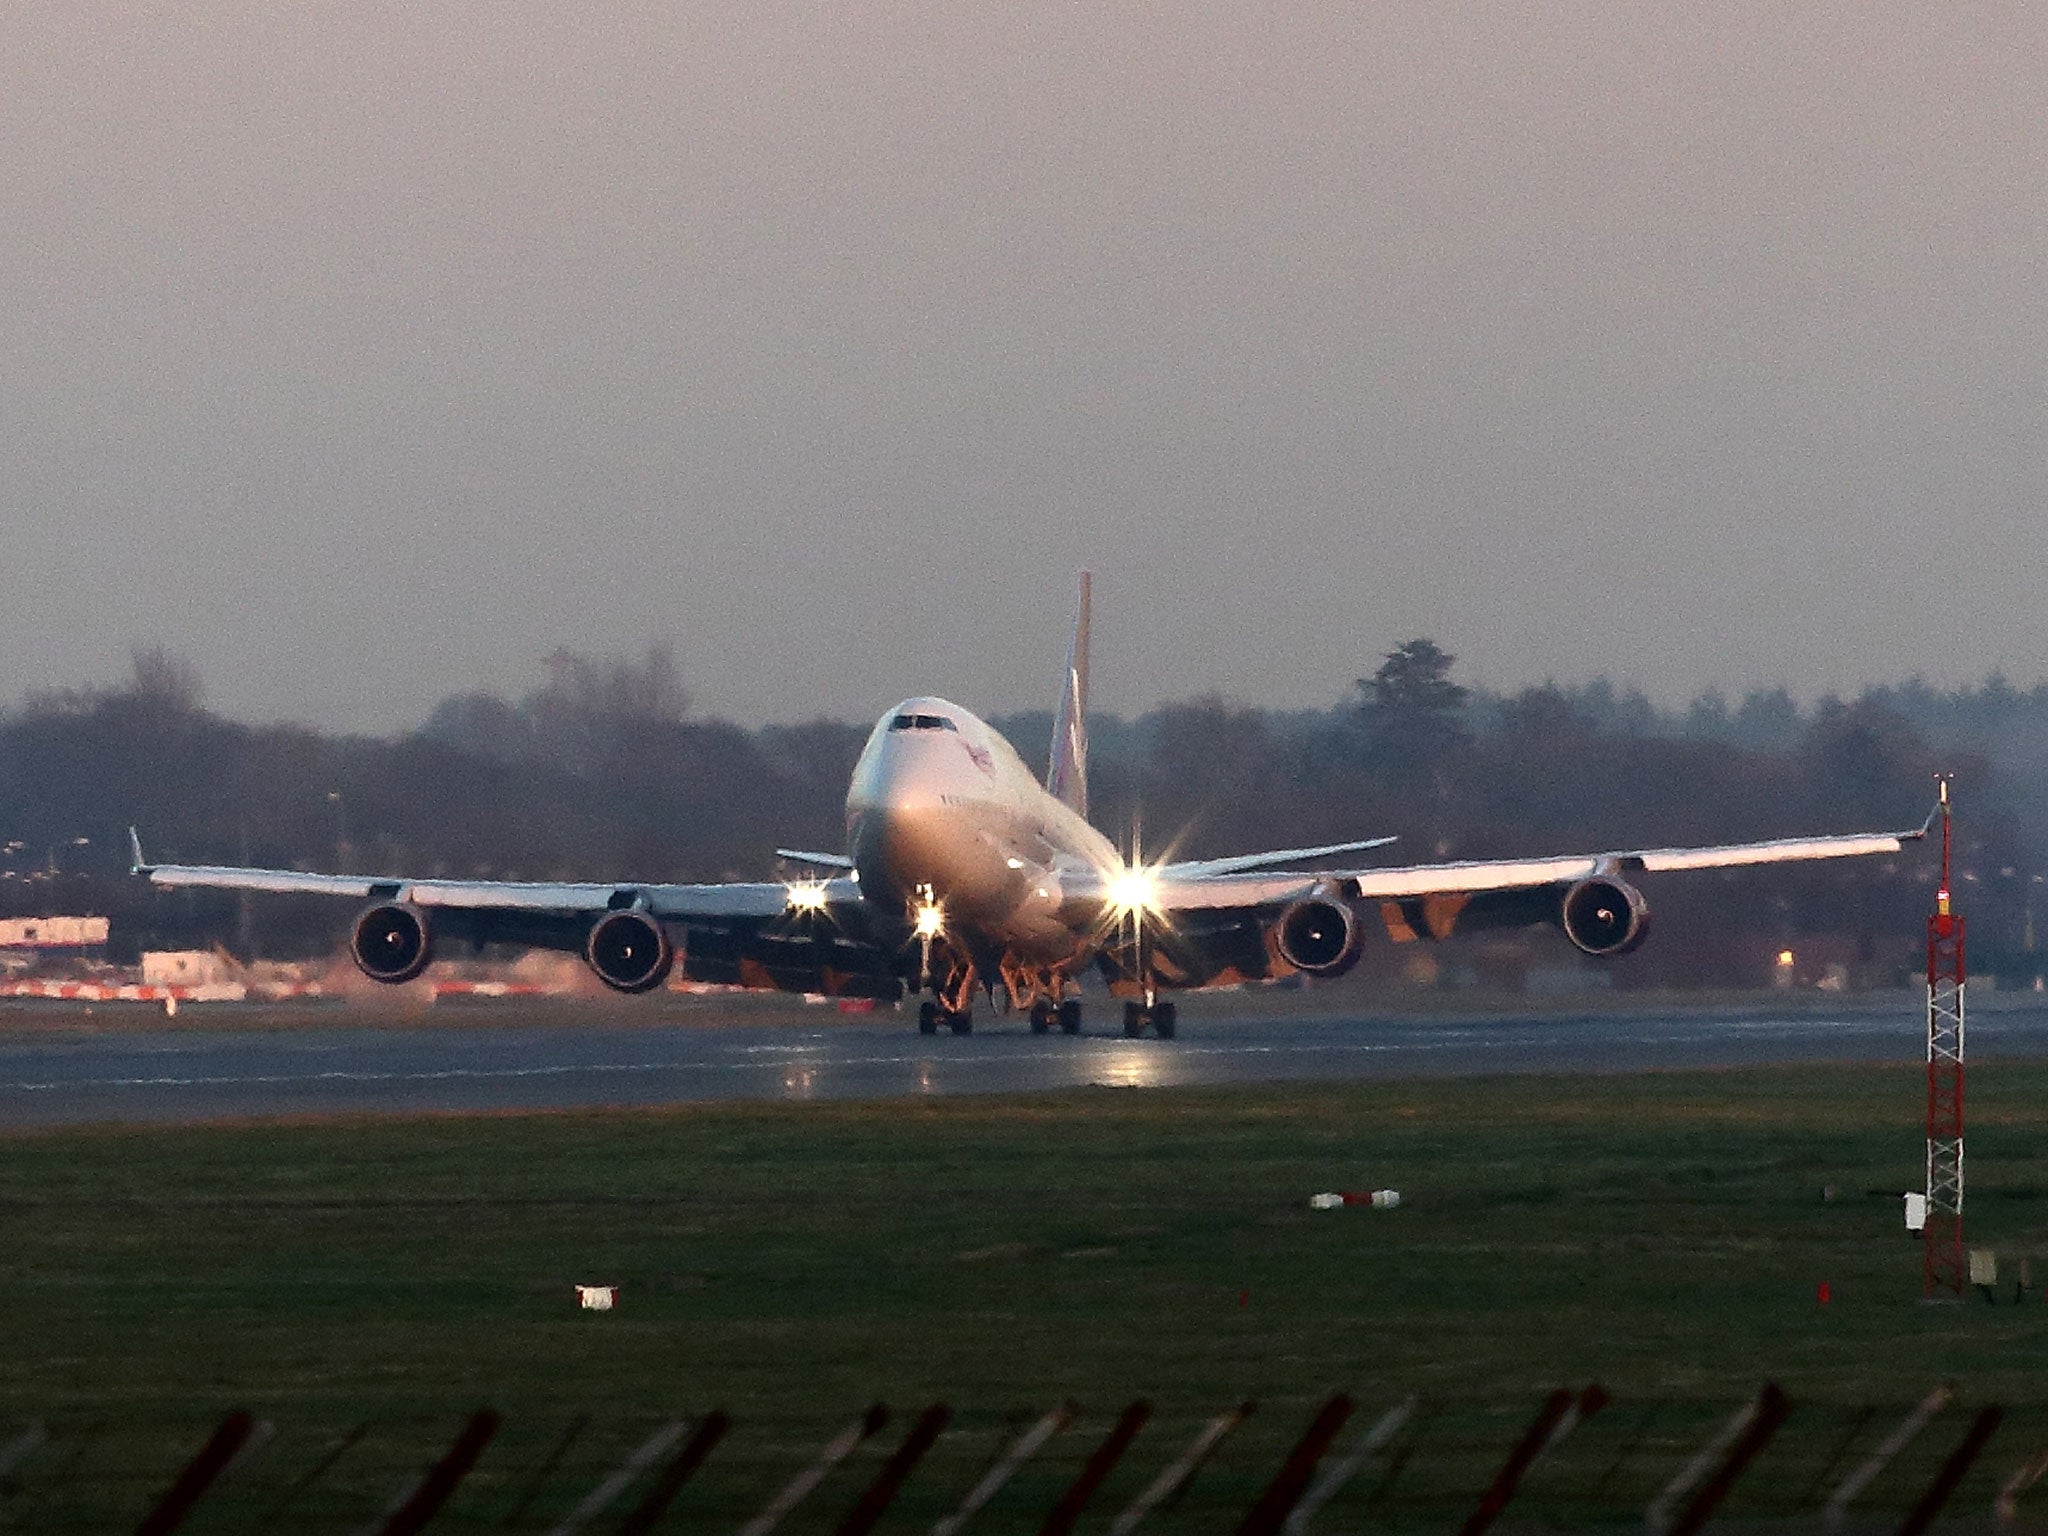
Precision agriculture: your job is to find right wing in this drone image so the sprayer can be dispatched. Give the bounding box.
[1059,817,1929,991]
[1137,825,1927,913]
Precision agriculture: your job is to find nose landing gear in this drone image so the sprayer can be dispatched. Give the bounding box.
[917,953,978,1036]
[919,1000,973,1035]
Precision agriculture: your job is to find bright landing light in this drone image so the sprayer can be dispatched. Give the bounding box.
[914,902,946,939]
[1103,864,1164,920]
[784,880,831,914]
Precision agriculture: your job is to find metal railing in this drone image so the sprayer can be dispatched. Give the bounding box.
[3,1383,2045,1533]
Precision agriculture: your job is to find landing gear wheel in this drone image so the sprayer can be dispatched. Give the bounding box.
[1029,1000,1055,1035]
[1057,999,1082,1035]
[947,1009,973,1036]
[1120,1000,1175,1038]
[918,1001,941,1036]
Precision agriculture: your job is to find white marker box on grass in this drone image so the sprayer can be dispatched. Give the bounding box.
[1309,1190,1401,1210]
[576,1285,617,1311]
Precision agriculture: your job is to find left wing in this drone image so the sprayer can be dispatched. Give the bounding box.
[137,862,810,916]
[132,832,901,999]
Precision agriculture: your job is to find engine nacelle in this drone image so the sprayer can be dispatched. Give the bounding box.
[586,909,674,993]
[350,903,435,983]
[1275,897,1364,977]
[1561,877,1652,956]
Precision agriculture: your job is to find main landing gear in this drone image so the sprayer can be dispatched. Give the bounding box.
[1028,999,1083,1035]
[918,1001,973,1036]
[1122,1000,1177,1039]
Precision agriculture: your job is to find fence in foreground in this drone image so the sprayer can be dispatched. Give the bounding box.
[6,1384,2048,1533]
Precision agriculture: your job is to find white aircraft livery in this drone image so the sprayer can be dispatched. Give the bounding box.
[134,577,1928,1038]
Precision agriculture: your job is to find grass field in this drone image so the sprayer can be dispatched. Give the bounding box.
[4,1059,2048,1528]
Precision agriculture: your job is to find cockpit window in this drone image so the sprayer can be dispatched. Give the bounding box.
[888,713,958,732]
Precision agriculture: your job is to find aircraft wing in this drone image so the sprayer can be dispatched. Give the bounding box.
[133,834,901,999]
[1064,818,1930,992]
[1129,823,1928,912]
[136,859,830,919]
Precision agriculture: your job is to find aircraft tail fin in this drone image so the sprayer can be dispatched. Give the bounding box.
[1047,572,1091,818]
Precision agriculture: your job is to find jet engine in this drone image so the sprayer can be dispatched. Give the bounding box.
[350,903,434,983]
[586,909,674,993]
[1560,877,1651,956]
[1275,897,1364,977]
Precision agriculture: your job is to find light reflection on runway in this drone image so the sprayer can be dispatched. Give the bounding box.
[0,996,2045,1128]
[1092,1046,1168,1090]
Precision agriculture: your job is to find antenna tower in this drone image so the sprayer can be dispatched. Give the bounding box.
[1924,778,1966,1299]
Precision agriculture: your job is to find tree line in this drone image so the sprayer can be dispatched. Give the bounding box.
[0,641,2038,989]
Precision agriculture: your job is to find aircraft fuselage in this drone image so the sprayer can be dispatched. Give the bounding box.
[846,696,1117,968]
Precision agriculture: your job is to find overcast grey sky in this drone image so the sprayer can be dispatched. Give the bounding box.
[4,4,2044,732]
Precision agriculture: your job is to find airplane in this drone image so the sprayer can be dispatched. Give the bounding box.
[133,576,1929,1038]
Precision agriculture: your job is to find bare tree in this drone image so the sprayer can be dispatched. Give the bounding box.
[128,646,205,713]
[534,643,688,726]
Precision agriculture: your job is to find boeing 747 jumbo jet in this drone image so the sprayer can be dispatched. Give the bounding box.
[135,578,1927,1038]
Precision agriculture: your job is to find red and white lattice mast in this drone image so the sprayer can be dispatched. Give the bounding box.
[1924,777,1966,1299]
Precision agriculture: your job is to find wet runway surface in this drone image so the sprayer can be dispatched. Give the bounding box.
[4,995,2045,1128]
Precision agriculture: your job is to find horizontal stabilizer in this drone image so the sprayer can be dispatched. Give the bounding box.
[1160,835,1398,881]
[774,849,856,871]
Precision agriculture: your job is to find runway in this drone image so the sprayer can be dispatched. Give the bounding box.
[4,993,2045,1128]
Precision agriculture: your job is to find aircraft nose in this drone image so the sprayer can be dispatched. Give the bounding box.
[851,789,968,907]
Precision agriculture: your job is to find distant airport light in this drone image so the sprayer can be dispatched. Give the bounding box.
[1776,949,1796,968]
